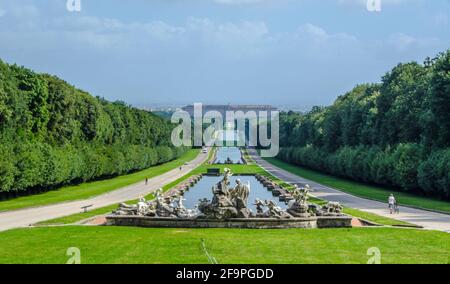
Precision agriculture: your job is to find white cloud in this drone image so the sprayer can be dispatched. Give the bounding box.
[295,23,358,45]
[386,33,441,51]
[0,0,448,106]
[298,23,328,39]
[0,2,442,61]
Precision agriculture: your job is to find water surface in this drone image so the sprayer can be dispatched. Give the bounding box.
[182,175,287,212]
[215,147,242,164]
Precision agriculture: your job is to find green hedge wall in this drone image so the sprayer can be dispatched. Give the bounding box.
[0,60,187,197]
[278,145,449,199]
[277,50,450,200]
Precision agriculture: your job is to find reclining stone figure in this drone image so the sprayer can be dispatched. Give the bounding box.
[113,202,139,216]
[322,201,344,216]
[114,197,156,216]
[264,200,292,219]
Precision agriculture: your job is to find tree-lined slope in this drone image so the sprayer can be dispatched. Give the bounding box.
[278,50,450,200]
[0,60,186,198]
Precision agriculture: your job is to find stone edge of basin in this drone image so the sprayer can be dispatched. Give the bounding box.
[105,215,353,229]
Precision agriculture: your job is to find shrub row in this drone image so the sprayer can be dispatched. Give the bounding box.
[278,144,450,199]
[0,142,187,196]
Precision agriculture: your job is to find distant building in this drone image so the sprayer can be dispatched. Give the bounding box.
[182,104,278,117]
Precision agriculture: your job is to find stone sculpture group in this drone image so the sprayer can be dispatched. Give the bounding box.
[197,168,252,219]
[114,188,198,218]
[113,168,344,220]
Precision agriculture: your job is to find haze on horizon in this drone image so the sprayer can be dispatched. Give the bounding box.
[0,0,449,107]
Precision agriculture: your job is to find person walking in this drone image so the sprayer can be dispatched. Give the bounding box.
[145,178,148,186]
[388,194,396,214]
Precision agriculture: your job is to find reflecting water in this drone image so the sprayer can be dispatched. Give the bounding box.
[215,147,242,164]
[216,130,245,144]
[182,175,287,212]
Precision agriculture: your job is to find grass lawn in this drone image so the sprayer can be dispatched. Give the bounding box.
[36,205,119,226]
[242,148,255,165]
[342,208,414,227]
[0,226,448,264]
[265,158,450,214]
[195,163,264,175]
[0,149,200,212]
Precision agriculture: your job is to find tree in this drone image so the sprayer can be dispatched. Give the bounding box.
[427,51,450,147]
[0,59,188,198]
[277,50,450,200]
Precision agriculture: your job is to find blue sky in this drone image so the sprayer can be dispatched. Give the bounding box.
[0,0,449,107]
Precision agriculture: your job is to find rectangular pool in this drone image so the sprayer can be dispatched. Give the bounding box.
[182,175,287,212]
[215,147,243,164]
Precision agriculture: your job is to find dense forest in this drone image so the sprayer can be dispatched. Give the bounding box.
[278,50,450,200]
[0,60,187,199]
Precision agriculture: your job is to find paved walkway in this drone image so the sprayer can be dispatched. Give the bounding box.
[0,150,209,232]
[250,150,450,233]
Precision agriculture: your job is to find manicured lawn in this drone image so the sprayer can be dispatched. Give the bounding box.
[343,208,414,227]
[0,149,200,212]
[36,205,119,226]
[0,226,448,264]
[241,148,255,165]
[194,162,265,175]
[265,158,450,214]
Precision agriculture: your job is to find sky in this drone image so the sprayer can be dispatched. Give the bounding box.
[0,0,449,107]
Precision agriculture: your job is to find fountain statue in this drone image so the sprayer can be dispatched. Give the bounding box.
[253,199,265,216]
[111,169,345,225]
[197,168,253,219]
[287,185,311,218]
[322,201,344,216]
[114,197,156,217]
[264,200,292,219]
[113,188,198,218]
